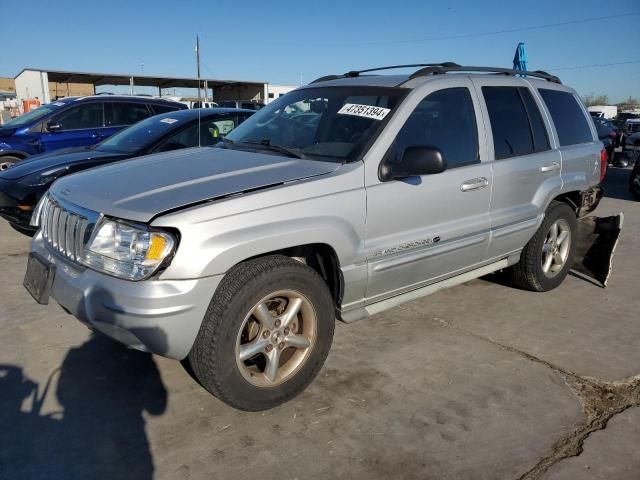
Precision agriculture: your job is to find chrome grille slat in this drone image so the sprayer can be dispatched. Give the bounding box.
[51,206,60,247]
[58,210,68,254]
[75,217,88,261]
[40,194,91,265]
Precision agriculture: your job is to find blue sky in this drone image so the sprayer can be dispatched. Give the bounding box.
[4,0,639,102]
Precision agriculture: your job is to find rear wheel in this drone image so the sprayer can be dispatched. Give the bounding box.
[0,155,20,171]
[187,255,335,411]
[509,201,577,292]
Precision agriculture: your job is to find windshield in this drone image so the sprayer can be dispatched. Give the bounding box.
[2,102,66,128]
[224,86,406,162]
[97,113,188,153]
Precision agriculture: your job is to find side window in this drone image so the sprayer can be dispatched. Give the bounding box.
[483,86,538,159]
[105,102,151,126]
[390,87,479,169]
[519,88,550,152]
[151,104,180,114]
[155,123,199,152]
[54,103,104,130]
[200,116,238,146]
[539,89,594,146]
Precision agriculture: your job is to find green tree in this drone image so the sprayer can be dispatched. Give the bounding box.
[582,94,610,106]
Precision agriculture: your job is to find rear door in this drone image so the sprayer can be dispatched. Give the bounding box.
[39,102,105,152]
[536,87,601,188]
[472,78,562,259]
[365,79,492,303]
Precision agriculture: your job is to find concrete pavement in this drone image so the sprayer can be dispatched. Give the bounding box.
[0,166,638,479]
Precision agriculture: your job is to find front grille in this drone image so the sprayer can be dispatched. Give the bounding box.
[39,194,92,263]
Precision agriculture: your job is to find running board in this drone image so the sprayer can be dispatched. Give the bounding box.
[340,258,510,323]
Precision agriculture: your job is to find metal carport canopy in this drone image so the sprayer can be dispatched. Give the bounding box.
[24,68,266,89]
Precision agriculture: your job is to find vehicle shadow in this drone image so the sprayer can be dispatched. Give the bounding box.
[0,331,168,480]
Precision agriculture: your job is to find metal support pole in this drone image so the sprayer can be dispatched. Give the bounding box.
[130,76,134,96]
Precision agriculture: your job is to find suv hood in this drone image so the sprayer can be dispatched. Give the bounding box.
[50,147,341,222]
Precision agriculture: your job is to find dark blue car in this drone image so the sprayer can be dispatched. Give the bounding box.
[0,95,186,170]
[0,108,254,235]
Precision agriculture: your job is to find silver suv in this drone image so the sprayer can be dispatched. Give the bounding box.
[25,64,605,411]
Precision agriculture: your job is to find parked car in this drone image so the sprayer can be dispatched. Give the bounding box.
[613,112,638,130]
[587,105,617,119]
[592,117,625,166]
[0,108,253,235]
[189,100,219,109]
[217,100,264,110]
[628,138,640,198]
[25,64,605,411]
[0,95,186,170]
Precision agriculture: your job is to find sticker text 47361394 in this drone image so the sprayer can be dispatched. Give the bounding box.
[337,103,391,121]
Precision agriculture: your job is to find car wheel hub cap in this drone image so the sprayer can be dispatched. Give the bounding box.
[235,290,317,388]
[541,218,571,278]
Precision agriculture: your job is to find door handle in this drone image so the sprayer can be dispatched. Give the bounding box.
[460,177,489,192]
[540,161,560,172]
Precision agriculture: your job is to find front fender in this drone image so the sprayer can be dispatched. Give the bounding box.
[159,215,364,280]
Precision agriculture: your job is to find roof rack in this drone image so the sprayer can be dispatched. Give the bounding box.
[310,63,460,84]
[309,63,561,85]
[407,65,561,84]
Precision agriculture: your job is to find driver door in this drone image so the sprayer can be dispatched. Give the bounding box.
[364,81,492,303]
[39,102,106,152]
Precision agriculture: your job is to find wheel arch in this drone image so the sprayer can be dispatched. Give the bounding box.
[0,150,29,160]
[244,243,344,308]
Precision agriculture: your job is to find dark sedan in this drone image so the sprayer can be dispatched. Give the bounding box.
[0,108,254,235]
[592,117,625,166]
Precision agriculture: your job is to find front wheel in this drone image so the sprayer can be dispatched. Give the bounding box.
[187,255,335,411]
[0,155,20,171]
[508,201,577,292]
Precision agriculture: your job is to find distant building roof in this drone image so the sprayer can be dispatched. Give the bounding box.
[16,68,267,89]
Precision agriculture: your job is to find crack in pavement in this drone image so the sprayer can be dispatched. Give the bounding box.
[427,316,640,480]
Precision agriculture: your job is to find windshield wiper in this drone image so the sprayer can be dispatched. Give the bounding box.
[241,139,306,159]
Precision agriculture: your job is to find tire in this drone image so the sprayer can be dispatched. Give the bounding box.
[509,201,577,292]
[187,255,335,411]
[10,223,36,237]
[0,155,20,171]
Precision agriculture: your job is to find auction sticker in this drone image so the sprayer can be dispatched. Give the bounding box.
[160,118,179,124]
[338,103,390,121]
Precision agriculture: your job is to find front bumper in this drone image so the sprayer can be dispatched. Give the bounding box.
[0,179,34,227]
[31,233,222,360]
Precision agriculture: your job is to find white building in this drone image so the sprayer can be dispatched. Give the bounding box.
[266,84,297,103]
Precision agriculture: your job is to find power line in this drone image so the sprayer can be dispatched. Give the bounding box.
[543,60,640,72]
[352,12,639,47]
[230,12,639,48]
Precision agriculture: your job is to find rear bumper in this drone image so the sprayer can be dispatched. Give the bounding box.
[30,232,222,360]
[577,185,603,217]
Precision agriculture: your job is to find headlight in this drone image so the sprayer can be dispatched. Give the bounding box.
[83,217,176,281]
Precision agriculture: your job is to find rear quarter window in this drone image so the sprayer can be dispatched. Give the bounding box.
[539,89,594,146]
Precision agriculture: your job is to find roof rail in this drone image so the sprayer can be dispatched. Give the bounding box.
[309,63,461,84]
[309,63,561,85]
[407,65,561,84]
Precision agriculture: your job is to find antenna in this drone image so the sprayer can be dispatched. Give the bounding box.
[195,35,202,145]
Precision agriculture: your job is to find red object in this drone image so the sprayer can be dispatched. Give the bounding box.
[22,99,41,113]
[600,148,608,182]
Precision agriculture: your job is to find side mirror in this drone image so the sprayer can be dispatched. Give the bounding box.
[46,121,61,132]
[379,146,447,181]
